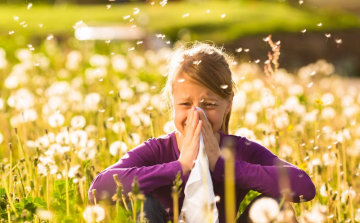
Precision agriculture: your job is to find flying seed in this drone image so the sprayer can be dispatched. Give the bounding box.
[14,16,19,21]
[235,48,242,53]
[9,31,14,35]
[220,85,228,89]
[206,10,210,13]
[46,35,54,40]
[307,82,313,88]
[160,0,167,7]
[27,3,33,9]
[137,41,143,45]
[106,4,111,9]
[178,79,185,83]
[123,15,130,20]
[311,71,316,76]
[244,48,250,52]
[166,41,171,44]
[150,2,154,5]
[39,24,43,27]
[301,29,306,33]
[133,7,140,14]
[254,59,260,63]
[263,36,269,42]
[193,60,202,65]
[221,14,226,18]
[182,13,189,18]
[317,23,322,27]
[335,39,342,44]
[299,0,304,4]
[128,47,135,51]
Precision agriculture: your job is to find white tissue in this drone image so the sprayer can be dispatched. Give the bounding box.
[181,107,219,223]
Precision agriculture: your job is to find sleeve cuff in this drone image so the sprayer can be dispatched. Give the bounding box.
[171,160,184,180]
[212,156,225,182]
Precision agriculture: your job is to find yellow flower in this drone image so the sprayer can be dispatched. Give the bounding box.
[314,99,323,105]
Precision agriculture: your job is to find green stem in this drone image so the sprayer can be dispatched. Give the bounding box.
[65,161,70,216]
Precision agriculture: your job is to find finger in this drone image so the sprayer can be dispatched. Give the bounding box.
[190,110,200,136]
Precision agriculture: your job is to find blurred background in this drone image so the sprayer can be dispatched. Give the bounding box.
[1,0,360,77]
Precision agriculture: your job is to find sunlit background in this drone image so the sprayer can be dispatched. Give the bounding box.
[0,0,360,222]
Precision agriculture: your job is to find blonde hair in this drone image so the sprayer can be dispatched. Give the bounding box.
[162,42,236,134]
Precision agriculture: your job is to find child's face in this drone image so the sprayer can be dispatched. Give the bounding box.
[171,74,232,137]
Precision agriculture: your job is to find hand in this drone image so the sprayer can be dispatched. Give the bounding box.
[178,107,203,175]
[199,111,222,172]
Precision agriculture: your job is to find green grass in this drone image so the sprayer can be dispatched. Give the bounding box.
[0,0,359,44]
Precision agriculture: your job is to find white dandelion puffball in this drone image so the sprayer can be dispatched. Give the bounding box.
[36,208,54,221]
[109,141,128,156]
[48,113,65,127]
[321,107,336,120]
[163,121,176,134]
[112,54,128,72]
[249,197,279,223]
[83,205,105,223]
[71,115,86,129]
[244,112,257,126]
[321,92,334,105]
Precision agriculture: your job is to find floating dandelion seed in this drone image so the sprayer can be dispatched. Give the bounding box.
[34,63,39,66]
[335,39,342,44]
[308,82,313,88]
[99,78,104,82]
[20,21,25,25]
[160,0,167,7]
[9,31,14,35]
[264,60,270,64]
[200,99,204,103]
[299,0,304,4]
[317,23,322,27]
[128,47,135,51]
[156,34,165,39]
[46,35,54,40]
[182,13,189,18]
[123,15,130,20]
[275,41,281,45]
[206,10,210,13]
[178,79,185,83]
[150,86,156,90]
[14,16,19,21]
[27,3,33,9]
[325,33,331,38]
[137,41,143,45]
[254,59,260,64]
[301,29,307,33]
[166,41,171,44]
[150,2,155,5]
[106,4,111,9]
[98,109,105,113]
[105,40,111,44]
[263,36,270,42]
[221,14,226,18]
[133,7,140,14]
[236,48,242,53]
[193,60,202,65]
[311,71,316,76]
[220,85,228,89]
[244,48,250,52]
[130,18,134,22]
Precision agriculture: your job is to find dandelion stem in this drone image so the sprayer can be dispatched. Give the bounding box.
[16,167,26,197]
[65,159,70,216]
[47,171,50,210]
[223,139,235,223]
[172,186,179,223]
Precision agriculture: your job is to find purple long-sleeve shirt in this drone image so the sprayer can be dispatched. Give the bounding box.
[89,131,315,222]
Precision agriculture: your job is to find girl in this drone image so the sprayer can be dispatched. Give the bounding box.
[89,42,315,222]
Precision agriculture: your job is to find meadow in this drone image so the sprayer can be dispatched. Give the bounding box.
[1,1,360,223]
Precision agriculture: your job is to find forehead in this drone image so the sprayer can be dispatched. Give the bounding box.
[172,75,221,100]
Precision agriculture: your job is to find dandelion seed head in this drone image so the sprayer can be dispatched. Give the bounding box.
[301,29,307,33]
[249,198,279,222]
[27,3,33,10]
[83,205,105,223]
[325,33,331,38]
